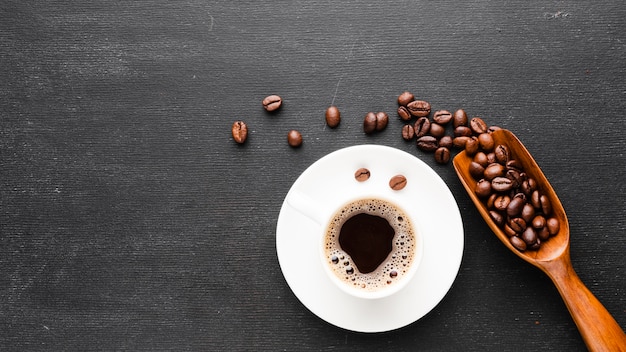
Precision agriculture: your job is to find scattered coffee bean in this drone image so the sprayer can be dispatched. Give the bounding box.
[363,112,377,134]
[469,117,488,134]
[397,91,414,106]
[401,124,415,140]
[433,110,453,125]
[375,111,389,131]
[454,126,473,137]
[262,95,282,112]
[416,135,438,152]
[231,121,248,144]
[325,106,341,128]
[287,130,302,147]
[439,135,453,149]
[407,100,431,117]
[453,109,468,128]
[429,123,446,138]
[434,147,451,164]
[397,106,412,121]
[478,133,495,152]
[414,117,431,138]
[389,174,407,190]
[354,168,371,182]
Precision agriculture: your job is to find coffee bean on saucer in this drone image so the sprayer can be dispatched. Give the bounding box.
[354,168,370,182]
[325,106,341,128]
[389,175,407,190]
[287,130,302,147]
[231,121,248,144]
[262,95,282,112]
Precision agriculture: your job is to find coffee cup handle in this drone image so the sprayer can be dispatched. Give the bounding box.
[286,190,325,226]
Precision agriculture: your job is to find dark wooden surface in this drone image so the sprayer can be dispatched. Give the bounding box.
[1,1,624,351]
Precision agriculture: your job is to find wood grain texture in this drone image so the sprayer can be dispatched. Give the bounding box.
[1,1,625,351]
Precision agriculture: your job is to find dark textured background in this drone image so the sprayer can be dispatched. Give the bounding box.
[1,1,624,351]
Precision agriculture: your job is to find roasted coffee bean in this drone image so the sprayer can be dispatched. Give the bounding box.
[531,190,542,209]
[521,203,536,223]
[439,135,453,149]
[287,130,302,147]
[416,135,438,152]
[354,168,371,182]
[407,100,431,117]
[397,91,414,106]
[521,227,538,245]
[401,124,415,140]
[464,136,479,156]
[434,147,451,164]
[505,169,522,189]
[429,123,446,138]
[474,152,489,167]
[469,162,486,180]
[486,152,497,164]
[495,144,510,163]
[503,223,517,237]
[469,117,488,134]
[325,106,341,128]
[389,174,408,190]
[492,177,514,192]
[231,121,248,144]
[547,217,560,235]
[397,106,411,121]
[521,178,537,196]
[454,126,473,137]
[433,110,453,125]
[484,163,505,180]
[478,133,495,152]
[262,95,282,111]
[509,217,527,233]
[475,179,492,198]
[453,109,468,128]
[363,112,377,134]
[487,193,498,209]
[532,215,546,229]
[493,195,511,211]
[540,195,552,215]
[414,117,431,137]
[537,227,550,241]
[375,111,389,131]
[490,210,505,226]
[507,196,525,217]
[510,236,527,251]
[506,159,523,171]
[453,136,470,148]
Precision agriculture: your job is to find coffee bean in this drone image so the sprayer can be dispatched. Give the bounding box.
[469,162,486,180]
[540,195,552,215]
[416,135,438,152]
[547,217,560,235]
[397,91,414,106]
[509,217,527,234]
[493,195,511,211]
[521,203,536,222]
[433,110,452,125]
[407,100,431,117]
[453,109,468,128]
[434,147,451,164]
[537,227,550,241]
[363,112,377,134]
[531,190,542,209]
[454,126,473,137]
[478,133,495,152]
[469,117,488,134]
[510,236,527,251]
[490,210,505,227]
[375,112,389,131]
[475,179,492,198]
[507,197,525,217]
[474,152,489,167]
[397,106,411,121]
[439,135,453,149]
[401,124,415,140]
[414,117,431,137]
[506,159,523,171]
[464,136,479,156]
[484,163,505,180]
[287,130,302,147]
[231,121,248,144]
[504,224,518,237]
[453,136,470,149]
[495,144,510,163]
[429,123,446,138]
[262,95,282,112]
[325,106,341,128]
[354,168,371,182]
[521,227,538,245]
[492,177,514,192]
[532,215,546,229]
[389,175,407,190]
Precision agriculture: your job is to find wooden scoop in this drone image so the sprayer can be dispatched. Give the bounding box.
[453,129,626,351]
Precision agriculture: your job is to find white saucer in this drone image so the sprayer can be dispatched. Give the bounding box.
[276,145,464,333]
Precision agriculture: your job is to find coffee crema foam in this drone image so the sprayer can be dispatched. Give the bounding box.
[324,198,416,292]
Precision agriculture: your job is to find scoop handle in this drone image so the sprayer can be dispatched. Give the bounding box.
[541,254,626,351]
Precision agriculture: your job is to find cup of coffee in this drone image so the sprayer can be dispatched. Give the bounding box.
[287,191,423,300]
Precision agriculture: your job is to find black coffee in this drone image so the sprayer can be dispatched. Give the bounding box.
[324,198,416,292]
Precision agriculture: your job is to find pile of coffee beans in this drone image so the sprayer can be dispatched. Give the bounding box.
[468,142,560,252]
